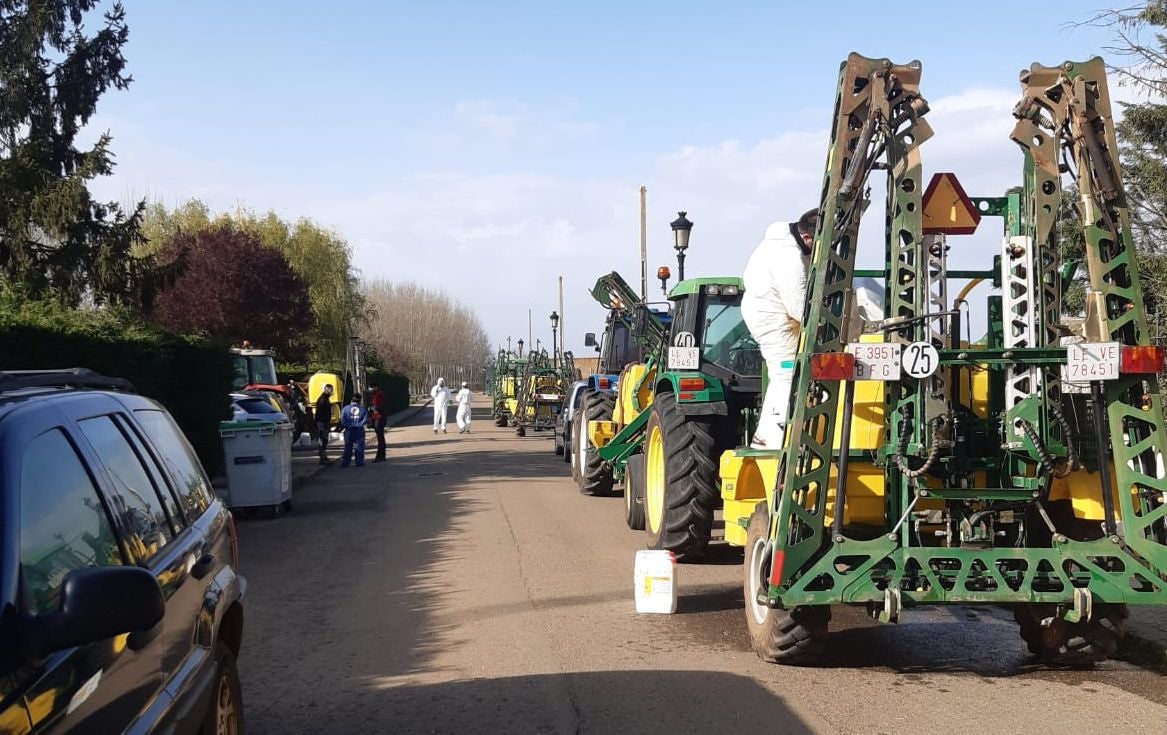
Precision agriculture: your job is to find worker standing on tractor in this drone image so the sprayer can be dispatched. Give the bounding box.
[431,378,451,434]
[370,386,388,463]
[340,395,368,467]
[741,209,817,448]
[455,381,472,433]
[315,384,334,465]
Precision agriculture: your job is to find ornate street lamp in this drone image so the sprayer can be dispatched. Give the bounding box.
[670,211,693,281]
[517,338,524,357]
[550,311,560,368]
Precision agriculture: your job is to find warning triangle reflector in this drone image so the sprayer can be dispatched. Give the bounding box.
[921,172,982,235]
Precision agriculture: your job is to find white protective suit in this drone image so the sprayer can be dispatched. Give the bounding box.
[431,380,451,433]
[455,384,472,433]
[741,221,809,448]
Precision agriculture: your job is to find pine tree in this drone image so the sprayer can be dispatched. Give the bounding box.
[0,1,145,306]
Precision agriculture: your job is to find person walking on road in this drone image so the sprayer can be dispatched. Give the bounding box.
[741,209,817,449]
[455,382,473,433]
[340,395,368,467]
[370,386,387,462]
[315,384,334,465]
[431,378,451,434]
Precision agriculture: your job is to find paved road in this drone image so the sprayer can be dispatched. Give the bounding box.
[236,396,1167,734]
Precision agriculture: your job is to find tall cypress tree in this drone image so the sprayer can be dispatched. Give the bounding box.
[0,1,145,306]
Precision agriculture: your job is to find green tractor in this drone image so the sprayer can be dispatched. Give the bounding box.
[594,276,763,559]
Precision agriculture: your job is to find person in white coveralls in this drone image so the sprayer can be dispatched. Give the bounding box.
[454,382,473,433]
[430,378,451,433]
[741,209,817,449]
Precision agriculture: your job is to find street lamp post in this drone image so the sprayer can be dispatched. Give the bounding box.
[550,311,560,368]
[670,211,693,281]
[517,338,524,358]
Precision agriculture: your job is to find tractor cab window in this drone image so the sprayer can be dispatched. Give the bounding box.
[231,356,250,391]
[247,356,278,386]
[701,298,762,377]
[604,322,642,372]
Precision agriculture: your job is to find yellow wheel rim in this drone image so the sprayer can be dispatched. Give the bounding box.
[645,422,665,533]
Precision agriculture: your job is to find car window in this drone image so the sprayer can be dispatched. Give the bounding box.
[19,429,122,616]
[237,397,280,414]
[116,414,185,531]
[134,409,213,519]
[78,416,175,561]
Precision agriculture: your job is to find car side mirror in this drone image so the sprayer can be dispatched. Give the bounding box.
[21,567,164,659]
[584,333,596,348]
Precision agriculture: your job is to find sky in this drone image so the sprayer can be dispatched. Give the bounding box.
[88,1,1138,355]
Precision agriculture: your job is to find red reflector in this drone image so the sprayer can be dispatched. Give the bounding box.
[769,549,785,587]
[678,392,695,400]
[1121,346,1165,374]
[809,352,855,380]
[598,378,610,389]
[678,377,705,391]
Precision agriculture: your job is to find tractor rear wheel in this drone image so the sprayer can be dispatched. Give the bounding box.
[1014,603,1127,667]
[643,391,719,559]
[570,409,584,485]
[744,504,829,664]
[624,452,647,530]
[577,390,615,496]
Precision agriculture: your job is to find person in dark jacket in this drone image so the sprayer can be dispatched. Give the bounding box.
[370,387,387,462]
[315,384,334,465]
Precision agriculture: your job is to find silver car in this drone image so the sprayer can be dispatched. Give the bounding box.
[554,380,589,465]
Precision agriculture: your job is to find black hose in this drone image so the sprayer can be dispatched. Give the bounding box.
[894,407,944,479]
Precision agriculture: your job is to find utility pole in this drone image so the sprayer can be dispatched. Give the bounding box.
[639,185,648,301]
[558,275,565,359]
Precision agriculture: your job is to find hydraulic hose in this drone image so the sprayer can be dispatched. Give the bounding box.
[894,408,944,479]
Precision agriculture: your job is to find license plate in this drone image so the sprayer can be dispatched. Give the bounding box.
[846,342,901,381]
[668,347,701,370]
[1065,342,1120,382]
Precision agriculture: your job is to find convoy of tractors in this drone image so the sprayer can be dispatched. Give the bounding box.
[489,53,1167,669]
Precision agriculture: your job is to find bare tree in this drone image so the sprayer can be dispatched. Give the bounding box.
[361,279,491,393]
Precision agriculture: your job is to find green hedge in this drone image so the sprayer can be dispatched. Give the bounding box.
[0,300,233,472]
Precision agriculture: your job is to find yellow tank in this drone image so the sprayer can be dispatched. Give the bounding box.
[308,372,343,424]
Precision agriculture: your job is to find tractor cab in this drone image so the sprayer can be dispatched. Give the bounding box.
[663,277,761,395]
[229,346,279,391]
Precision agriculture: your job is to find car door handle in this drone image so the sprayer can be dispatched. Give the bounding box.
[190,553,216,580]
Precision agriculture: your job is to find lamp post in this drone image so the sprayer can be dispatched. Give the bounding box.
[670,211,693,281]
[550,311,560,368]
[517,338,524,358]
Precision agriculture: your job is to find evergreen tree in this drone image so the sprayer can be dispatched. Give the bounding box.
[0,1,144,306]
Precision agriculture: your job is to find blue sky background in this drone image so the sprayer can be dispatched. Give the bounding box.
[92,2,1129,351]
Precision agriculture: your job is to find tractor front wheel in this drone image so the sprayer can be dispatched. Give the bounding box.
[577,390,615,496]
[1014,603,1127,667]
[624,452,646,530]
[643,392,719,560]
[744,504,829,664]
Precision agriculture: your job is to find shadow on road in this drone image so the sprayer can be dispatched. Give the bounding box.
[265,670,814,734]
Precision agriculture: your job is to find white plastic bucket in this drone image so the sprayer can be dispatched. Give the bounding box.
[634,549,677,614]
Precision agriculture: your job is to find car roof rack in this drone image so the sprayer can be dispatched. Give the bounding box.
[0,368,136,395]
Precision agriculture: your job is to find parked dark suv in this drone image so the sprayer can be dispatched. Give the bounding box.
[0,370,246,734]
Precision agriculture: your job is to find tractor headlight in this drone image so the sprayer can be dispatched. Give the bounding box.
[721,285,739,296]
[705,285,721,295]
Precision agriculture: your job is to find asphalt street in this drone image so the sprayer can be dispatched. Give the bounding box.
[236,396,1167,735]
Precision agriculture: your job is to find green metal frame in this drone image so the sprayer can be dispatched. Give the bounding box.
[765,54,1167,612]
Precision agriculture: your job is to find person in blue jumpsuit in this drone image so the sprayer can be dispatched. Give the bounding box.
[340,395,368,467]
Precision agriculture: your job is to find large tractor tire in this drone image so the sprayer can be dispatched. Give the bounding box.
[624,452,646,530]
[643,391,720,559]
[1014,603,1127,667]
[744,504,829,664]
[577,390,616,496]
